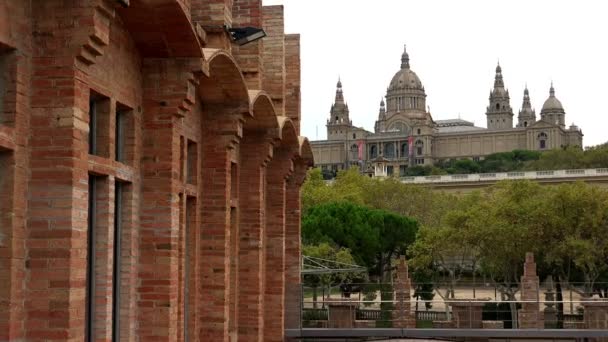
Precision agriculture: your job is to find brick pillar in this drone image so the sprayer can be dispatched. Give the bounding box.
[284,34,301,134]
[518,252,543,329]
[237,134,273,342]
[582,300,608,342]
[26,4,92,337]
[284,160,307,335]
[199,108,242,342]
[264,147,294,342]
[232,0,264,89]
[0,3,30,337]
[138,59,192,341]
[394,256,415,328]
[262,6,286,115]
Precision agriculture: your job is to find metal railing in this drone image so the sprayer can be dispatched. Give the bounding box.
[295,282,608,336]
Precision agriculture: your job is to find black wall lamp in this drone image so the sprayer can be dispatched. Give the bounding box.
[228,27,267,46]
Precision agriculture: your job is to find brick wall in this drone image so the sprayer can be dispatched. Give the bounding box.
[0,1,310,341]
[262,6,286,116]
[285,34,301,134]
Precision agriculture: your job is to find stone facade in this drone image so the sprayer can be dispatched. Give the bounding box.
[311,46,584,177]
[0,1,312,341]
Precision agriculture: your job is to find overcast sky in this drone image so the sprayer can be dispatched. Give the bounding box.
[263,0,608,147]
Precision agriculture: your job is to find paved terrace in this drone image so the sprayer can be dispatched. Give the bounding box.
[399,168,608,192]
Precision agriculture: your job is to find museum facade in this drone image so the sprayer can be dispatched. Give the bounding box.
[311,46,583,177]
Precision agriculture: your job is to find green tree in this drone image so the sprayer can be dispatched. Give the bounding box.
[302,243,362,308]
[302,201,418,281]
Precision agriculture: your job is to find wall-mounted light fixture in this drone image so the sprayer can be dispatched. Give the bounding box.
[227,27,267,46]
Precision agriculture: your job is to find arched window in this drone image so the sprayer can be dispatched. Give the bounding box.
[384,142,395,158]
[353,133,356,139]
[335,116,338,122]
[415,140,424,156]
[400,143,408,157]
[350,144,359,160]
[524,121,528,127]
[496,103,500,110]
[370,145,378,159]
[538,132,548,149]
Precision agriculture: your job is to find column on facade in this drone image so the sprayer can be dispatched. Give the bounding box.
[199,109,242,341]
[198,49,252,342]
[138,58,199,341]
[284,156,311,335]
[237,131,274,342]
[264,140,297,342]
[0,2,29,338]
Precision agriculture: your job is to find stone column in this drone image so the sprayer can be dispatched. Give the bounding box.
[518,252,543,328]
[394,256,415,328]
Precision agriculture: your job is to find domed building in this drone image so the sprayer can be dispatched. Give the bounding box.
[312,45,584,177]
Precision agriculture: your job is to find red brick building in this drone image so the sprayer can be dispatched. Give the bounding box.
[0,0,312,341]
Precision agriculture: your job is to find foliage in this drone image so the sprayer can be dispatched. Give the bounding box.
[302,201,418,280]
[302,243,362,288]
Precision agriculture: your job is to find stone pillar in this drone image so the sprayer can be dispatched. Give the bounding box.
[582,300,608,342]
[394,256,415,328]
[543,276,558,328]
[518,252,543,328]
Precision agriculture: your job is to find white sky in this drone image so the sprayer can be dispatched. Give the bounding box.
[263,0,608,147]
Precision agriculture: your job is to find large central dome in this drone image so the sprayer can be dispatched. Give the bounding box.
[388,46,423,90]
[381,45,428,121]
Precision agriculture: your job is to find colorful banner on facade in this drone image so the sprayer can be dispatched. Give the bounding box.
[408,136,414,158]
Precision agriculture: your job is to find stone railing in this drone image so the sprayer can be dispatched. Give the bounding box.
[401,168,608,184]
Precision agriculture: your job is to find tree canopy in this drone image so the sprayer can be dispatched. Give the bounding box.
[302,201,418,280]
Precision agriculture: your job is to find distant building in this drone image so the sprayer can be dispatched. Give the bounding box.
[311,46,583,177]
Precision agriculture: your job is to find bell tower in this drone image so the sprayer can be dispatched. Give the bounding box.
[486,63,514,129]
[326,78,352,140]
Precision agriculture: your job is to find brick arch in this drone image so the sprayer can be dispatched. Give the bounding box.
[276,116,300,152]
[246,90,279,137]
[200,49,249,111]
[298,136,315,166]
[116,0,202,58]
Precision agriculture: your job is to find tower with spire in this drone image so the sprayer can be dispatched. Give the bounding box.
[374,98,387,132]
[486,63,514,129]
[326,78,353,140]
[517,85,536,127]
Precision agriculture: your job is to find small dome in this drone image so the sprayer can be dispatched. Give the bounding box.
[541,84,564,112]
[389,68,423,90]
[542,97,564,111]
